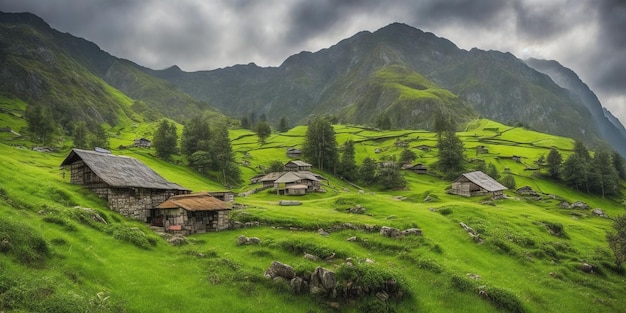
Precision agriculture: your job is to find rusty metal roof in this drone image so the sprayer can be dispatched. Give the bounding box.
[157,193,232,211]
[60,149,188,191]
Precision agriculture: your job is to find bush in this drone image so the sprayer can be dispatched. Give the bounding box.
[0,218,50,267]
[438,208,453,216]
[106,225,156,250]
[542,221,568,238]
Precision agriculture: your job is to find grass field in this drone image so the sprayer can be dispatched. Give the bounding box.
[1,99,625,312]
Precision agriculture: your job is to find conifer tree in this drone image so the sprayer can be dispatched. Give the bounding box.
[338,140,358,181]
[612,151,626,180]
[277,116,290,133]
[72,121,88,149]
[255,121,271,145]
[302,116,338,172]
[153,119,178,159]
[24,104,55,144]
[211,126,241,186]
[399,148,417,165]
[359,157,377,185]
[436,114,464,179]
[546,148,562,179]
[181,116,211,157]
[607,215,626,269]
[89,124,109,149]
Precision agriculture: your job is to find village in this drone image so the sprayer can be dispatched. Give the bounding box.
[60,145,509,236]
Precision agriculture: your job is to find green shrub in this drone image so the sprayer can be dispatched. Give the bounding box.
[542,221,568,238]
[451,274,475,292]
[438,208,453,215]
[106,225,156,250]
[0,218,50,267]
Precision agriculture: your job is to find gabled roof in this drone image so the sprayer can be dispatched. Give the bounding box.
[285,160,312,167]
[60,149,188,191]
[157,193,231,211]
[274,171,320,184]
[260,171,286,182]
[455,171,507,192]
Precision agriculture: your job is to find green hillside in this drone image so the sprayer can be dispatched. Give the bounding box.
[1,91,626,312]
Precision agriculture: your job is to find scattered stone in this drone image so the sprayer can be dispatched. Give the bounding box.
[570,201,591,210]
[310,266,337,297]
[376,291,389,302]
[358,190,365,194]
[75,207,108,224]
[592,208,607,218]
[232,221,244,229]
[32,146,52,153]
[346,236,358,242]
[516,186,539,197]
[460,222,482,243]
[237,235,261,245]
[401,228,423,236]
[559,201,571,209]
[279,200,302,206]
[380,226,402,238]
[167,235,187,246]
[428,207,438,212]
[264,261,296,280]
[365,258,375,264]
[290,277,308,295]
[304,253,319,261]
[347,205,366,214]
[480,200,495,206]
[423,195,434,202]
[318,228,329,237]
[580,263,596,273]
[324,252,336,262]
[343,222,357,229]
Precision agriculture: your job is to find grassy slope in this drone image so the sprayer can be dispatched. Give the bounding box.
[1,97,625,312]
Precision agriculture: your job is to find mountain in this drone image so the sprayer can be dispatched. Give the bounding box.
[156,23,624,152]
[525,58,626,156]
[0,12,221,131]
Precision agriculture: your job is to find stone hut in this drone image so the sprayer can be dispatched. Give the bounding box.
[284,160,312,172]
[153,193,231,234]
[450,171,507,198]
[60,149,189,222]
[286,147,302,158]
[133,138,152,148]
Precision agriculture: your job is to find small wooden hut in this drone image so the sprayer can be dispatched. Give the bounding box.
[286,147,302,158]
[284,160,312,172]
[153,193,231,234]
[60,149,189,222]
[450,171,507,198]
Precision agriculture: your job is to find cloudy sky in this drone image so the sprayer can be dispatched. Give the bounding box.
[1,0,625,124]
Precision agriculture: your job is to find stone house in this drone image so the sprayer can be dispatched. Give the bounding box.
[60,149,189,222]
[284,160,312,171]
[153,193,231,234]
[450,171,507,198]
[208,190,235,202]
[273,171,322,195]
[286,147,302,158]
[133,138,152,148]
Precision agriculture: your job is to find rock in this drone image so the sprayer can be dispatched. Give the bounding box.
[423,195,434,202]
[310,267,337,297]
[380,226,402,238]
[347,205,366,214]
[279,200,302,206]
[236,235,249,246]
[516,186,539,196]
[571,201,590,210]
[318,228,329,237]
[592,208,607,218]
[248,237,261,244]
[365,258,375,264]
[233,221,244,229]
[480,200,495,206]
[580,263,596,273]
[376,291,389,302]
[358,190,364,194]
[290,277,308,294]
[343,222,357,229]
[466,273,481,280]
[559,201,571,209]
[167,235,187,246]
[304,253,319,261]
[0,238,11,252]
[264,261,296,280]
[346,236,358,242]
[402,228,422,236]
[324,252,336,262]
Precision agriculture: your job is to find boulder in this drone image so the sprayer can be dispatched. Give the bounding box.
[516,186,539,197]
[290,276,308,294]
[304,253,319,261]
[346,236,358,242]
[318,228,330,237]
[402,228,422,236]
[592,208,607,218]
[264,261,296,280]
[310,267,337,297]
[236,235,249,246]
[380,226,402,238]
[279,200,302,206]
[347,205,366,214]
[580,263,596,273]
[248,237,261,244]
[167,235,187,246]
[570,201,590,210]
[559,201,571,209]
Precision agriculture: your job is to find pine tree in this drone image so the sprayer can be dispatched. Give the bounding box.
[277,116,290,133]
[181,116,211,157]
[546,148,562,179]
[302,116,339,172]
[486,163,500,180]
[500,174,516,189]
[211,126,241,186]
[612,151,626,180]
[606,215,626,269]
[255,121,272,145]
[24,104,55,144]
[240,116,250,130]
[153,119,178,160]
[592,151,620,197]
[377,158,407,190]
[359,157,377,185]
[89,124,109,149]
[561,154,588,192]
[436,119,464,179]
[72,121,88,149]
[338,140,358,181]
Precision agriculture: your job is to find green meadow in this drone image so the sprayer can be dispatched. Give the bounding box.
[1,101,625,312]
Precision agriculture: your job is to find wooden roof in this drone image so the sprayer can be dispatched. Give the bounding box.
[60,149,188,191]
[157,193,231,211]
[274,171,319,184]
[454,171,507,192]
[285,160,311,167]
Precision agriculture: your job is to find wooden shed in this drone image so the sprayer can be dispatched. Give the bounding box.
[286,147,302,158]
[153,193,231,234]
[60,149,189,222]
[133,138,152,148]
[273,171,322,195]
[450,171,507,198]
[404,163,428,174]
[284,160,312,172]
